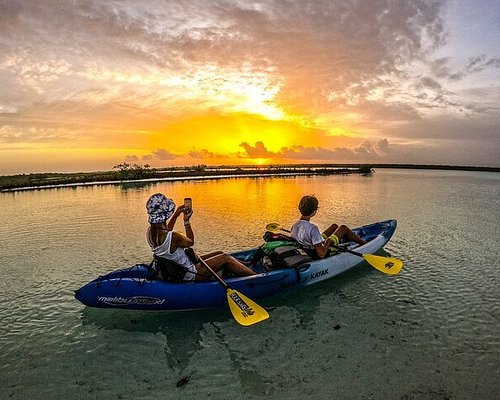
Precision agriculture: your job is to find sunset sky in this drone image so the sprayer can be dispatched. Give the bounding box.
[0,0,499,174]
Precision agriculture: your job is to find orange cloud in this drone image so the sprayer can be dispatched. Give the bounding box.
[237,139,399,163]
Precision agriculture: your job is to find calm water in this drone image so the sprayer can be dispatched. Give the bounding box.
[0,169,499,400]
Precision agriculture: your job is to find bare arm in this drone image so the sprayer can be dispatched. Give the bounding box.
[314,237,332,259]
[182,208,194,243]
[171,208,194,251]
[172,231,194,249]
[166,205,185,231]
[167,205,195,251]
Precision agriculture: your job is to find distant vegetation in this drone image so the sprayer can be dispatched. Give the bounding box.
[0,164,371,191]
[1,163,498,192]
[112,163,155,180]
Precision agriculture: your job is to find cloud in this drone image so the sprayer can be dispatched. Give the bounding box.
[238,139,398,163]
[0,125,76,143]
[126,147,229,164]
[124,155,139,162]
[428,55,500,82]
[151,148,178,160]
[417,77,442,91]
[449,56,500,81]
[238,141,275,158]
[0,0,450,122]
[0,105,18,114]
[187,148,228,159]
[0,0,483,128]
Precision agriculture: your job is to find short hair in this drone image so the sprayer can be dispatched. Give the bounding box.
[298,195,318,216]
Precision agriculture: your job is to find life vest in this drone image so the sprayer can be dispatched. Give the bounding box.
[257,234,312,271]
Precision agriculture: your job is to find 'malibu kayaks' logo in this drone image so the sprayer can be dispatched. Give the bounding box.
[229,292,255,317]
[98,296,165,306]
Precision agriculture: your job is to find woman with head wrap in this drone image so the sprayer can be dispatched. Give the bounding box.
[146,193,256,282]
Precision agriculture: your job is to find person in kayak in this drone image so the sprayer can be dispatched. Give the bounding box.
[291,195,366,259]
[146,193,256,282]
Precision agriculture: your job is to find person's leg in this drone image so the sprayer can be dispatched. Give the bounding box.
[194,255,225,281]
[194,254,256,281]
[222,254,257,276]
[334,225,366,245]
[323,223,339,237]
[200,251,223,260]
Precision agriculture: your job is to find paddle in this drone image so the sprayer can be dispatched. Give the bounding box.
[192,250,269,326]
[265,222,403,275]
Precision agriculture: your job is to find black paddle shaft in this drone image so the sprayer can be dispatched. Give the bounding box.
[331,244,365,258]
[192,250,229,290]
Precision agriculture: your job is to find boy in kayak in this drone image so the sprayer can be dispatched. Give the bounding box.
[146,193,256,282]
[291,195,366,259]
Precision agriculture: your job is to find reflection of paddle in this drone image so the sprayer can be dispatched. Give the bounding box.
[265,222,403,275]
[193,250,269,326]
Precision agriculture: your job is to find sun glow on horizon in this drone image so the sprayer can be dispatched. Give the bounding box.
[149,109,321,154]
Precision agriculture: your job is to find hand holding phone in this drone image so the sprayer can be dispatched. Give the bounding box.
[183,197,192,214]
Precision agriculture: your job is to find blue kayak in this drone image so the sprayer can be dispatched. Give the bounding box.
[74,219,397,311]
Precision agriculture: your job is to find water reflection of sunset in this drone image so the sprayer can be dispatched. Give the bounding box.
[0,174,365,268]
[151,177,313,248]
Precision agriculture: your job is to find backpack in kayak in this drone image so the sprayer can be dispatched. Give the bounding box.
[260,240,312,271]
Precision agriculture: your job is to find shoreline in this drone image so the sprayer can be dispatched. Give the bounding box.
[1,164,499,193]
[0,171,333,193]
[0,165,368,193]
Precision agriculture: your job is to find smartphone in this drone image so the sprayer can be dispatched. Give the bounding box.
[183,197,192,213]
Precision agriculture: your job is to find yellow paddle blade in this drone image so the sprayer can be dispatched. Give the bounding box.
[265,222,281,232]
[363,254,403,275]
[226,289,269,326]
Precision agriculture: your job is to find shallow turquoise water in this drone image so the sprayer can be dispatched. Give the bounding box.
[0,169,499,399]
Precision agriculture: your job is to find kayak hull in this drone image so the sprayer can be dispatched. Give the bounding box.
[75,219,397,311]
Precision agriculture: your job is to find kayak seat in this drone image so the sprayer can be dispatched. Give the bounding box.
[150,256,190,283]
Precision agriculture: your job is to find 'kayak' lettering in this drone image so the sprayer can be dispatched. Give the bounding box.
[311,269,329,279]
[229,292,255,317]
[98,296,165,306]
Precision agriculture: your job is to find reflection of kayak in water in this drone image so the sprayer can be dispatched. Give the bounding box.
[75,220,399,311]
